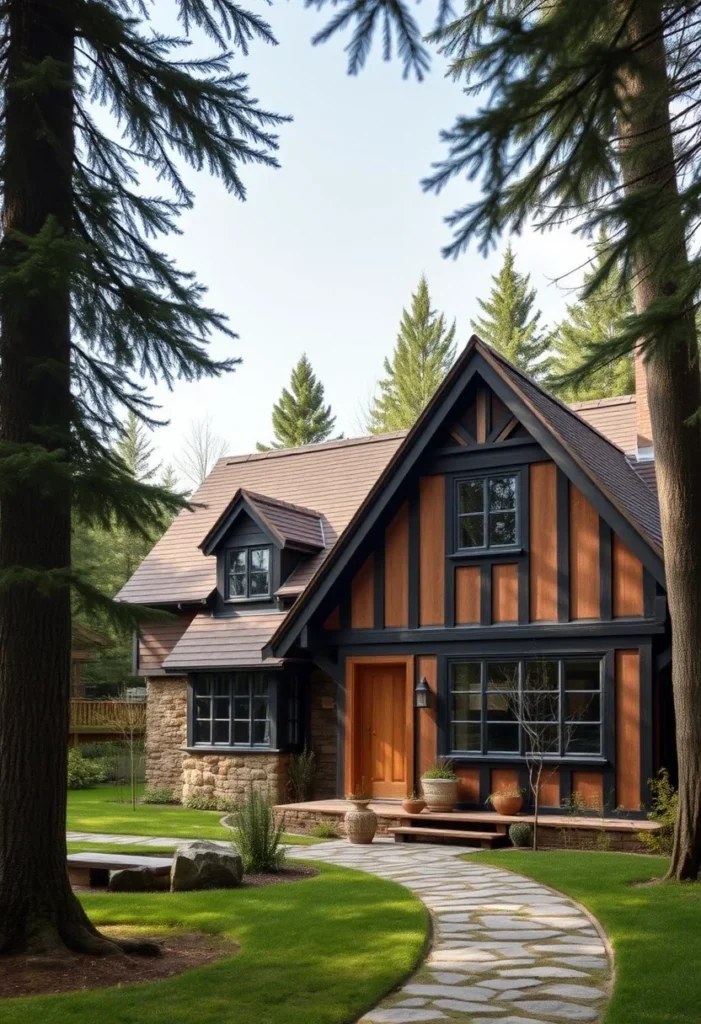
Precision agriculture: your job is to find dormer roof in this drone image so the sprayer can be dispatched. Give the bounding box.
[199,488,325,555]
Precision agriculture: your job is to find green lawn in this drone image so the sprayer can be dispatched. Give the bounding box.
[5,863,428,1024]
[66,785,318,845]
[473,850,701,1024]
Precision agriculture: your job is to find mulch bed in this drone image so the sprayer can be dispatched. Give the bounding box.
[1,866,318,1000]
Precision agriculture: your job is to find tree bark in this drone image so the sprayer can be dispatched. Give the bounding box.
[616,1,701,880]
[0,1,154,955]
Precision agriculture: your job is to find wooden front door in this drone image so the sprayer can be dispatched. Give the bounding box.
[355,663,409,799]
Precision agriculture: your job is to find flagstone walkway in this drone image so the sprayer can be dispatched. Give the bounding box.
[286,840,612,1024]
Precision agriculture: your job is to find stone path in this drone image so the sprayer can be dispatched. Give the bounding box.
[67,831,230,848]
[286,840,612,1024]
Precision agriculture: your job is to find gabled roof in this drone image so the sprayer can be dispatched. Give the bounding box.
[200,488,325,555]
[117,432,404,606]
[268,336,664,658]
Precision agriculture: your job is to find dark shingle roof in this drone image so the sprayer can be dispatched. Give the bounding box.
[570,395,637,454]
[163,612,286,670]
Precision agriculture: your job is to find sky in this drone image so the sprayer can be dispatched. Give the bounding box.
[143,3,590,475]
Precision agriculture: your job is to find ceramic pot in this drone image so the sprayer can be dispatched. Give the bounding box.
[491,793,524,816]
[345,800,377,844]
[421,778,458,812]
[402,798,426,815]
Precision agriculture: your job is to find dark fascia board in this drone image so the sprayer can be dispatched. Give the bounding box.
[200,491,284,555]
[267,339,665,659]
[474,356,666,586]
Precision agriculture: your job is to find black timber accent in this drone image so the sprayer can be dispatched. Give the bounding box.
[374,542,385,630]
[479,765,491,806]
[339,586,351,632]
[640,643,654,808]
[599,520,613,621]
[557,469,570,623]
[433,444,546,475]
[603,651,616,768]
[408,486,420,630]
[519,463,530,625]
[450,422,476,447]
[643,570,656,620]
[480,563,492,626]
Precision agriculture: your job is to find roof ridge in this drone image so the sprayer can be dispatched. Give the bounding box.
[569,394,636,410]
[241,489,323,519]
[221,431,408,466]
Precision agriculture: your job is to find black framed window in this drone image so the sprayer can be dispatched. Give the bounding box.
[449,657,603,758]
[226,546,271,600]
[194,672,272,747]
[456,474,518,550]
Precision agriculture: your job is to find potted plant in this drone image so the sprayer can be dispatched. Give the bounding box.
[421,761,459,812]
[486,786,525,816]
[345,783,377,844]
[402,791,426,815]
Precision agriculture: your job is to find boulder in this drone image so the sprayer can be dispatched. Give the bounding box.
[170,841,244,892]
[108,867,169,892]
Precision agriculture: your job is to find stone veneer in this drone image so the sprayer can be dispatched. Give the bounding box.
[182,752,290,803]
[145,677,188,799]
[308,670,338,799]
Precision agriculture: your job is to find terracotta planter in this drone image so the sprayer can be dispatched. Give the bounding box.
[421,778,458,812]
[402,798,426,815]
[491,793,524,816]
[345,800,377,844]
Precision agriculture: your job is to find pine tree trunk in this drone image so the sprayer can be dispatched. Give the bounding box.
[616,1,701,881]
[0,1,151,955]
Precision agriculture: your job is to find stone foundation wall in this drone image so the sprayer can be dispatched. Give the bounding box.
[308,671,338,799]
[145,677,188,799]
[182,752,290,804]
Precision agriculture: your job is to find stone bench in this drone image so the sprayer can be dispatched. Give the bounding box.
[67,851,173,888]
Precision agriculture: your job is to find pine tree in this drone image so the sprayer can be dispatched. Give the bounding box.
[471,246,551,378]
[257,355,336,450]
[550,246,635,402]
[0,0,285,955]
[116,413,160,482]
[309,0,701,880]
[368,276,456,433]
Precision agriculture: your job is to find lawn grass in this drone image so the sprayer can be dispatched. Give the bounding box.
[472,849,701,1024]
[66,785,318,845]
[4,863,428,1024]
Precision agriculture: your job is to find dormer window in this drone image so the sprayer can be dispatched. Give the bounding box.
[226,546,271,600]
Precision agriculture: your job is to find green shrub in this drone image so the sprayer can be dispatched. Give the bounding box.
[67,748,111,789]
[422,759,457,780]
[288,748,317,802]
[509,822,533,848]
[229,791,286,873]
[142,787,176,805]
[309,821,340,840]
[640,768,677,856]
[184,794,233,812]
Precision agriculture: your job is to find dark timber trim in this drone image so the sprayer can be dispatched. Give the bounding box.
[480,563,492,626]
[599,520,612,621]
[557,469,570,623]
[643,570,656,620]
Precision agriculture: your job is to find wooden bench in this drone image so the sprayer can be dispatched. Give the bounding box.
[67,852,173,888]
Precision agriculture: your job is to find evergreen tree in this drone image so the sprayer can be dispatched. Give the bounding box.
[116,413,160,483]
[0,0,284,954]
[257,355,336,450]
[368,276,456,433]
[309,0,701,880]
[471,246,551,377]
[550,236,635,402]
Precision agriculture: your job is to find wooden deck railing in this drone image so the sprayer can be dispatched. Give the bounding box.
[70,699,146,732]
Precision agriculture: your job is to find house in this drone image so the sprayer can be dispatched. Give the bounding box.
[118,338,671,827]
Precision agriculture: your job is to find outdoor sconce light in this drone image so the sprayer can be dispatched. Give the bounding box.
[414,677,431,709]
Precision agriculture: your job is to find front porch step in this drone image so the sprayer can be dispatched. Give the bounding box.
[388,827,508,849]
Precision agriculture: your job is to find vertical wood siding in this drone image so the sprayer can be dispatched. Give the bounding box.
[490,767,520,794]
[492,563,519,623]
[384,502,409,627]
[476,388,488,443]
[538,769,561,808]
[569,485,601,619]
[455,565,481,624]
[612,535,644,617]
[417,655,438,777]
[572,771,604,810]
[529,462,558,621]
[322,606,340,631]
[350,554,374,629]
[456,766,480,803]
[616,649,641,810]
[419,475,445,626]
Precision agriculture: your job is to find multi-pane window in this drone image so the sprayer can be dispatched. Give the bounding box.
[226,546,270,600]
[457,475,518,549]
[194,673,272,747]
[287,676,301,747]
[449,658,602,758]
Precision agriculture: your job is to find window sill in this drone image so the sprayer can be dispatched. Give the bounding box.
[223,596,272,604]
[184,746,284,756]
[447,753,607,765]
[448,548,523,560]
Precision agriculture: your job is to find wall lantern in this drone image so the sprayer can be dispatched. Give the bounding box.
[414,677,431,709]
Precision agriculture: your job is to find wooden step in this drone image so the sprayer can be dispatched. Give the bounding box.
[388,827,508,849]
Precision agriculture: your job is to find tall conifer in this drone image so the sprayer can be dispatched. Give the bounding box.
[471,246,550,377]
[0,0,284,954]
[368,275,456,433]
[257,355,336,450]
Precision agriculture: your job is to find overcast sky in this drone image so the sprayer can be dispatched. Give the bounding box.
[145,3,590,475]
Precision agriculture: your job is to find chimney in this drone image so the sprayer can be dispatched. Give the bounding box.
[635,344,654,460]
